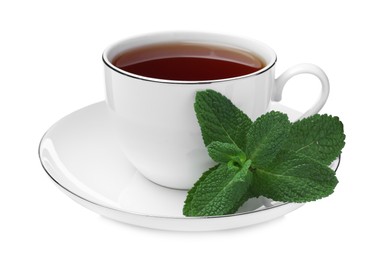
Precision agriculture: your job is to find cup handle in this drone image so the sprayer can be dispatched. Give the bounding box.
[271,63,330,119]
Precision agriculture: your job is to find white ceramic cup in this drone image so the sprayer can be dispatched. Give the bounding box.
[103,32,329,190]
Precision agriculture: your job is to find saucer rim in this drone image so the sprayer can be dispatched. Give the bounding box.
[38,101,341,220]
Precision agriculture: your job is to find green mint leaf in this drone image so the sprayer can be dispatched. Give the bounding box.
[183,160,252,216]
[187,90,346,216]
[245,111,291,168]
[285,114,345,165]
[207,141,246,164]
[227,177,255,213]
[252,151,338,202]
[183,165,219,216]
[194,90,252,150]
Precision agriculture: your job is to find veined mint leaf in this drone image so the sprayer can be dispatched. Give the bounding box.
[227,175,255,213]
[252,151,338,202]
[285,114,345,165]
[207,141,246,164]
[194,90,252,150]
[186,90,345,216]
[183,160,252,216]
[246,111,291,168]
[183,165,218,216]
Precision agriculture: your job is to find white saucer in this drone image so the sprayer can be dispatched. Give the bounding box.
[39,102,340,231]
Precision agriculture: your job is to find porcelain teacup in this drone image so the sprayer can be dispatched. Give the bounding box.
[103,32,329,189]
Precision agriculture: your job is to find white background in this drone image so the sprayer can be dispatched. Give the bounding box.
[1,0,381,259]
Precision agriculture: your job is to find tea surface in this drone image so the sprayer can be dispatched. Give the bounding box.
[112,43,265,81]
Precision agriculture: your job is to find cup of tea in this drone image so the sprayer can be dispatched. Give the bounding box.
[103,32,329,190]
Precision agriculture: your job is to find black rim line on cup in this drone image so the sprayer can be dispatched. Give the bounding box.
[101,54,278,85]
[38,126,342,219]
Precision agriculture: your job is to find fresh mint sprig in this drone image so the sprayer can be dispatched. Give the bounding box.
[183,90,345,217]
